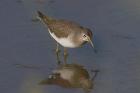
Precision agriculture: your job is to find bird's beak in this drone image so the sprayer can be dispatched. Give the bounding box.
[87,36,94,48]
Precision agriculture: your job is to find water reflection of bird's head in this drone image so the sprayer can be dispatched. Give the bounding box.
[39,64,94,92]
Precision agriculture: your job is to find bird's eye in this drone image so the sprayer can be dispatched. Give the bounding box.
[83,34,87,37]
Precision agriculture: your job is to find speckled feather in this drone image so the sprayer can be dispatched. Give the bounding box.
[37,11,91,38]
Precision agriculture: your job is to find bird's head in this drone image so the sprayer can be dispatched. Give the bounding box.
[81,28,94,48]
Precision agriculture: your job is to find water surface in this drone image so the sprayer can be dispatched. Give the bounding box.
[0,0,140,93]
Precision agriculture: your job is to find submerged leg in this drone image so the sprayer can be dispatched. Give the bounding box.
[55,43,61,64]
[64,47,68,64]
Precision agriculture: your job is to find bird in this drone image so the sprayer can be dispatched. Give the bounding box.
[39,64,98,93]
[37,11,94,64]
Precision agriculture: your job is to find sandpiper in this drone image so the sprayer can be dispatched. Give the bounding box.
[37,11,94,63]
[39,64,98,92]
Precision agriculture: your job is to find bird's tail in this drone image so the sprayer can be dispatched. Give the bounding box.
[37,11,51,24]
[37,11,45,19]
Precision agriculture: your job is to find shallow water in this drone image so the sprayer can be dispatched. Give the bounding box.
[0,0,140,93]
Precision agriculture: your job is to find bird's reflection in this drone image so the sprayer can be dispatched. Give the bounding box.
[39,63,98,93]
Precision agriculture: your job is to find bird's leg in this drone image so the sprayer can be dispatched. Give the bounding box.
[64,47,68,64]
[55,43,61,65]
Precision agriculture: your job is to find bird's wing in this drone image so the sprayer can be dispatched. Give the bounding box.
[48,20,84,38]
[37,11,87,38]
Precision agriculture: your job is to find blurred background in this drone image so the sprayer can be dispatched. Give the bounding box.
[0,0,140,93]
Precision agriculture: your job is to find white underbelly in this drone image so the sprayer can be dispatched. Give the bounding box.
[48,29,76,48]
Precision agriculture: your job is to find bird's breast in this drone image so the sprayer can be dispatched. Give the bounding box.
[48,29,78,48]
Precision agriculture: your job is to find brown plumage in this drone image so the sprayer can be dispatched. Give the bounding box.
[37,11,92,38]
